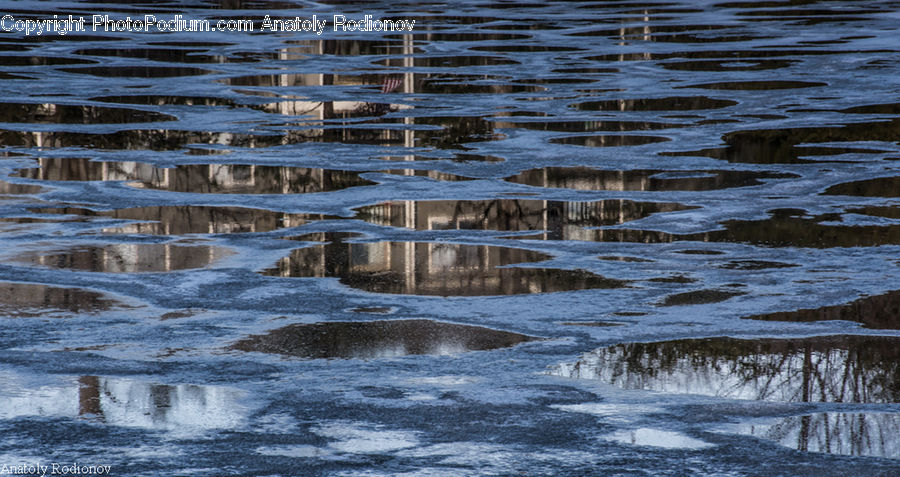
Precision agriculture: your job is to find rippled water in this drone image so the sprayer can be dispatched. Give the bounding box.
[1,0,900,475]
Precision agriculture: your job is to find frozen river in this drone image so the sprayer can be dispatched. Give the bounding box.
[1,0,899,475]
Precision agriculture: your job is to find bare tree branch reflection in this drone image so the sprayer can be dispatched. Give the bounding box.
[552,336,900,403]
[736,412,900,458]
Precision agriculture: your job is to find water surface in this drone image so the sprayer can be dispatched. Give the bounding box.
[2,0,900,474]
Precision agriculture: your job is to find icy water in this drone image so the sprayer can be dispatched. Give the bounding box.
[1,0,900,475]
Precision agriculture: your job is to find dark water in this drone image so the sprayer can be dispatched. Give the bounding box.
[1,0,900,475]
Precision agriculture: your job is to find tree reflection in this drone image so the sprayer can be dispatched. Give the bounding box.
[736,412,900,458]
[552,335,900,403]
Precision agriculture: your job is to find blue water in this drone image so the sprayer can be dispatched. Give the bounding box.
[1,0,899,475]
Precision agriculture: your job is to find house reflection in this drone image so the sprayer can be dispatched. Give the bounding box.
[354,199,692,238]
[735,413,900,459]
[542,208,900,248]
[504,167,796,191]
[14,244,232,273]
[230,319,537,359]
[0,282,120,317]
[77,376,244,431]
[19,158,376,194]
[263,235,626,296]
[551,335,900,403]
[0,372,244,434]
[0,180,43,195]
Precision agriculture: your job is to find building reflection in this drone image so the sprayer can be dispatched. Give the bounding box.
[551,335,900,403]
[0,372,244,433]
[263,234,626,296]
[15,244,232,273]
[504,167,796,191]
[0,180,43,195]
[354,199,692,238]
[19,158,376,194]
[0,282,119,316]
[0,116,496,150]
[230,319,536,359]
[734,412,900,459]
[223,71,542,96]
[534,208,900,248]
[32,205,324,235]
